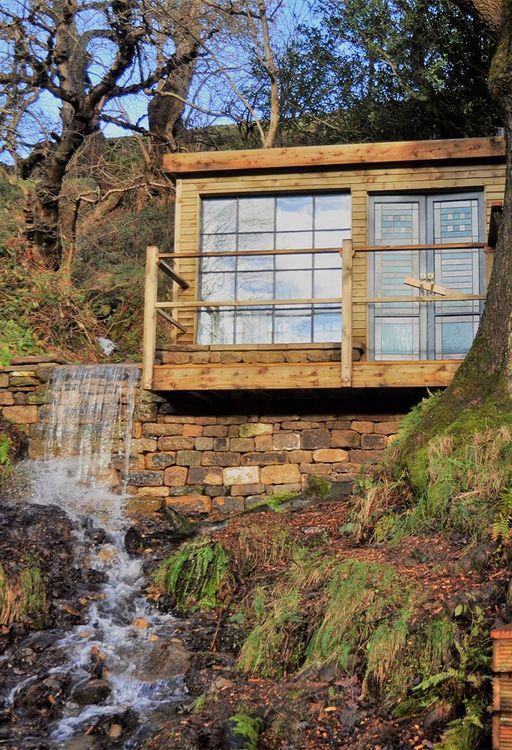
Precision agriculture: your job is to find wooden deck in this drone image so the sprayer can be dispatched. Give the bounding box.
[152,359,460,391]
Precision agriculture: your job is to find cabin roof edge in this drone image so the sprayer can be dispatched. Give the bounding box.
[163,136,506,176]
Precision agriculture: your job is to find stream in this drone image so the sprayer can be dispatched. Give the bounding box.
[1,365,189,748]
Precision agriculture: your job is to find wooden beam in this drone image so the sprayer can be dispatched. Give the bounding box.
[156,296,342,309]
[157,259,190,290]
[152,360,460,391]
[157,308,187,334]
[402,276,469,298]
[163,137,505,175]
[142,245,158,390]
[341,239,353,386]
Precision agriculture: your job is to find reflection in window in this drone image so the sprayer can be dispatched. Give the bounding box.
[199,193,350,344]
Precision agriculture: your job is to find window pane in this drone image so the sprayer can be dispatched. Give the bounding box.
[238,197,274,232]
[200,272,234,300]
[276,252,312,270]
[315,251,341,269]
[381,321,415,356]
[315,195,350,230]
[314,230,349,249]
[314,309,342,342]
[275,270,312,299]
[276,196,313,231]
[238,255,274,271]
[202,199,236,234]
[440,318,476,356]
[314,269,342,298]
[235,308,272,343]
[237,272,273,300]
[274,307,312,342]
[238,233,274,270]
[201,233,237,253]
[198,309,234,344]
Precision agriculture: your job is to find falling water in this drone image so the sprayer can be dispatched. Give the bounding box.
[45,364,139,486]
[6,365,186,747]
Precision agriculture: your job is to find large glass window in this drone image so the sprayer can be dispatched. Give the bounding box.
[198,193,351,344]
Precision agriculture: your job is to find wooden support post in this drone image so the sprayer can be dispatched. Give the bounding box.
[491,623,512,749]
[341,238,353,387]
[142,245,159,390]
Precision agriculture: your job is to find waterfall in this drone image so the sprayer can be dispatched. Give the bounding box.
[5,364,186,747]
[44,364,139,486]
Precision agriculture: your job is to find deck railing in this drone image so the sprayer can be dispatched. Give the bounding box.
[142,240,491,390]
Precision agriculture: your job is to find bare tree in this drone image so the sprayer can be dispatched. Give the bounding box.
[0,0,204,269]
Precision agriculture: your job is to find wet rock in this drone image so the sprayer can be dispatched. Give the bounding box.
[17,673,68,713]
[138,637,190,682]
[125,526,143,554]
[72,678,111,706]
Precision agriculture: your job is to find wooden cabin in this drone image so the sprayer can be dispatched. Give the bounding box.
[142,136,506,392]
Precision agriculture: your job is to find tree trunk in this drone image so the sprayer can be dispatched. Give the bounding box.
[22,114,94,270]
[395,7,512,468]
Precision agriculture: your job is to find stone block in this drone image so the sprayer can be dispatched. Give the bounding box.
[374,421,401,435]
[254,434,273,451]
[325,420,351,430]
[361,433,388,449]
[239,423,273,438]
[229,437,255,452]
[224,466,260,486]
[350,450,381,463]
[146,453,176,469]
[131,438,157,453]
[133,402,157,422]
[0,392,14,406]
[213,437,229,451]
[126,497,164,514]
[282,421,322,430]
[195,437,215,451]
[26,389,48,405]
[272,433,300,451]
[2,405,38,424]
[202,451,241,467]
[204,484,229,497]
[289,450,312,463]
[240,451,288,466]
[230,483,265,496]
[331,430,360,448]
[9,376,39,386]
[124,470,163,487]
[313,449,349,463]
[301,428,330,449]
[351,421,374,434]
[0,375,8,388]
[142,423,183,437]
[183,423,203,437]
[176,450,202,466]
[260,464,301,484]
[212,496,245,514]
[188,466,223,485]
[164,466,188,486]
[135,486,170,497]
[300,463,332,476]
[166,495,212,514]
[158,437,195,451]
[132,421,143,439]
[13,393,27,404]
[204,425,228,437]
[111,453,145,470]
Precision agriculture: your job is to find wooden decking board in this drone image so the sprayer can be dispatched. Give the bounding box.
[152,360,460,391]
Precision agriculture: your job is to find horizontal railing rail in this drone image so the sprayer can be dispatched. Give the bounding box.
[142,240,491,389]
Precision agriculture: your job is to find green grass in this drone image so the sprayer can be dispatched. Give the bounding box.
[154,537,231,613]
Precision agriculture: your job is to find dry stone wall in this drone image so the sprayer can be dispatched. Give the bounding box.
[0,358,405,517]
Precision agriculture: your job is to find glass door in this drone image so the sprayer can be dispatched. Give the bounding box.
[369,192,483,361]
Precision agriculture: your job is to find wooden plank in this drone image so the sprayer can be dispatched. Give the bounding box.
[163,137,505,174]
[151,360,460,390]
[156,308,187,334]
[156,296,343,310]
[403,276,470,298]
[341,239,353,386]
[157,259,190,290]
[142,246,159,390]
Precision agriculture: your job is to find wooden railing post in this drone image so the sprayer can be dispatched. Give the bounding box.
[142,245,159,390]
[341,239,353,387]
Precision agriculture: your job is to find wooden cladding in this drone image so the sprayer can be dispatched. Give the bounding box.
[163,136,505,175]
[492,624,512,749]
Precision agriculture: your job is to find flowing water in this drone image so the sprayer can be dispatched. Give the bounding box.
[5,365,187,748]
